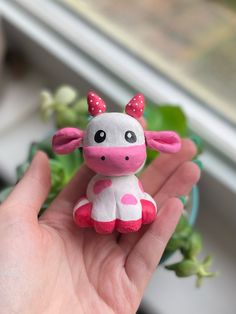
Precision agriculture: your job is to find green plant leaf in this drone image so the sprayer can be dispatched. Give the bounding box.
[54,86,77,105]
[55,150,83,182]
[145,104,188,164]
[165,215,192,252]
[166,236,186,252]
[146,104,188,137]
[74,98,88,114]
[175,215,190,233]
[76,115,89,129]
[56,108,81,128]
[186,232,203,259]
[16,161,30,180]
[40,90,54,121]
[49,159,67,189]
[189,134,203,155]
[146,149,159,164]
[0,187,12,203]
[202,255,213,268]
[166,260,199,277]
[27,139,55,162]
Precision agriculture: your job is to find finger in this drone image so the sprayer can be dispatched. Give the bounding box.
[1,152,51,221]
[155,161,200,208]
[125,198,182,293]
[43,164,94,219]
[140,139,196,195]
[119,161,200,255]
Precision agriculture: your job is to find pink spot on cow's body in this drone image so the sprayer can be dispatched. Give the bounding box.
[138,180,144,192]
[93,179,112,194]
[121,194,138,205]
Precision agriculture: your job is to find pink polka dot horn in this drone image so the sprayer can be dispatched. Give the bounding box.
[52,91,181,234]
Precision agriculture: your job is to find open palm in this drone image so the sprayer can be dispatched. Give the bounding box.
[0,140,200,314]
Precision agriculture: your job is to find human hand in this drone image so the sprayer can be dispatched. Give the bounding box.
[0,139,200,314]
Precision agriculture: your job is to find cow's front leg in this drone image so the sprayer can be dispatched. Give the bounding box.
[116,194,142,233]
[84,176,117,234]
[91,192,116,234]
[73,193,117,233]
[73,197,93,228]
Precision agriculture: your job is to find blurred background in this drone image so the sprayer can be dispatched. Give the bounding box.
[0,0,235,313]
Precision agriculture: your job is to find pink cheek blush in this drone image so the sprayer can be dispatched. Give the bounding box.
[83,144,146,176]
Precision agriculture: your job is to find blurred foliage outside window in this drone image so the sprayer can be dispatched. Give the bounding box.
[59,0,236,125]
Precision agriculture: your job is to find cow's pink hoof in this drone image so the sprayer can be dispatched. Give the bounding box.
[74,202,93,228]
[141,199,156,224]
[93,220,116,234]
[116,219,142,234]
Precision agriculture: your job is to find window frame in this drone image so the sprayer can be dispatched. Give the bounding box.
[0,0,235,192]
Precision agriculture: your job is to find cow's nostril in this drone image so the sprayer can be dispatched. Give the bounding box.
[101,156,106,161]
[125,156,129,161]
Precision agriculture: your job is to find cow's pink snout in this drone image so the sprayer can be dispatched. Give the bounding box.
[83,145,146,176]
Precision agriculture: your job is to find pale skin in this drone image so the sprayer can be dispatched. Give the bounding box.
[0,139,200,314]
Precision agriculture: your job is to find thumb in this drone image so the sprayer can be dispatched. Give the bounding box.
[0,151,51,222]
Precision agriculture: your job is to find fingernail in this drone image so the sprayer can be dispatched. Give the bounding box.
[189,134,203,154]
[193,159,204,171]
[178,195,187,206]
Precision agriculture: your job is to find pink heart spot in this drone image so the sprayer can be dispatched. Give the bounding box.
[93,179,112,195]
[121,194,138,205]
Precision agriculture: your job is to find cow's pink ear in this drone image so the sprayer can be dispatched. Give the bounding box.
[52,128,84,154]
[145,131,181,153]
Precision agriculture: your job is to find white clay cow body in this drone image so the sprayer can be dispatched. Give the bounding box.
[52,92,181,234]
[73,174,157,233]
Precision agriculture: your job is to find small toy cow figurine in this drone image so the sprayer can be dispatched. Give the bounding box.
[52,92,181,234]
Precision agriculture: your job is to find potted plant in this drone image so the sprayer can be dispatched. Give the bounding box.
[0,86,215,286]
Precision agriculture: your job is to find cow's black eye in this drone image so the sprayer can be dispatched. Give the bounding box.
[94,130,106,143]
[125,130,137,143]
